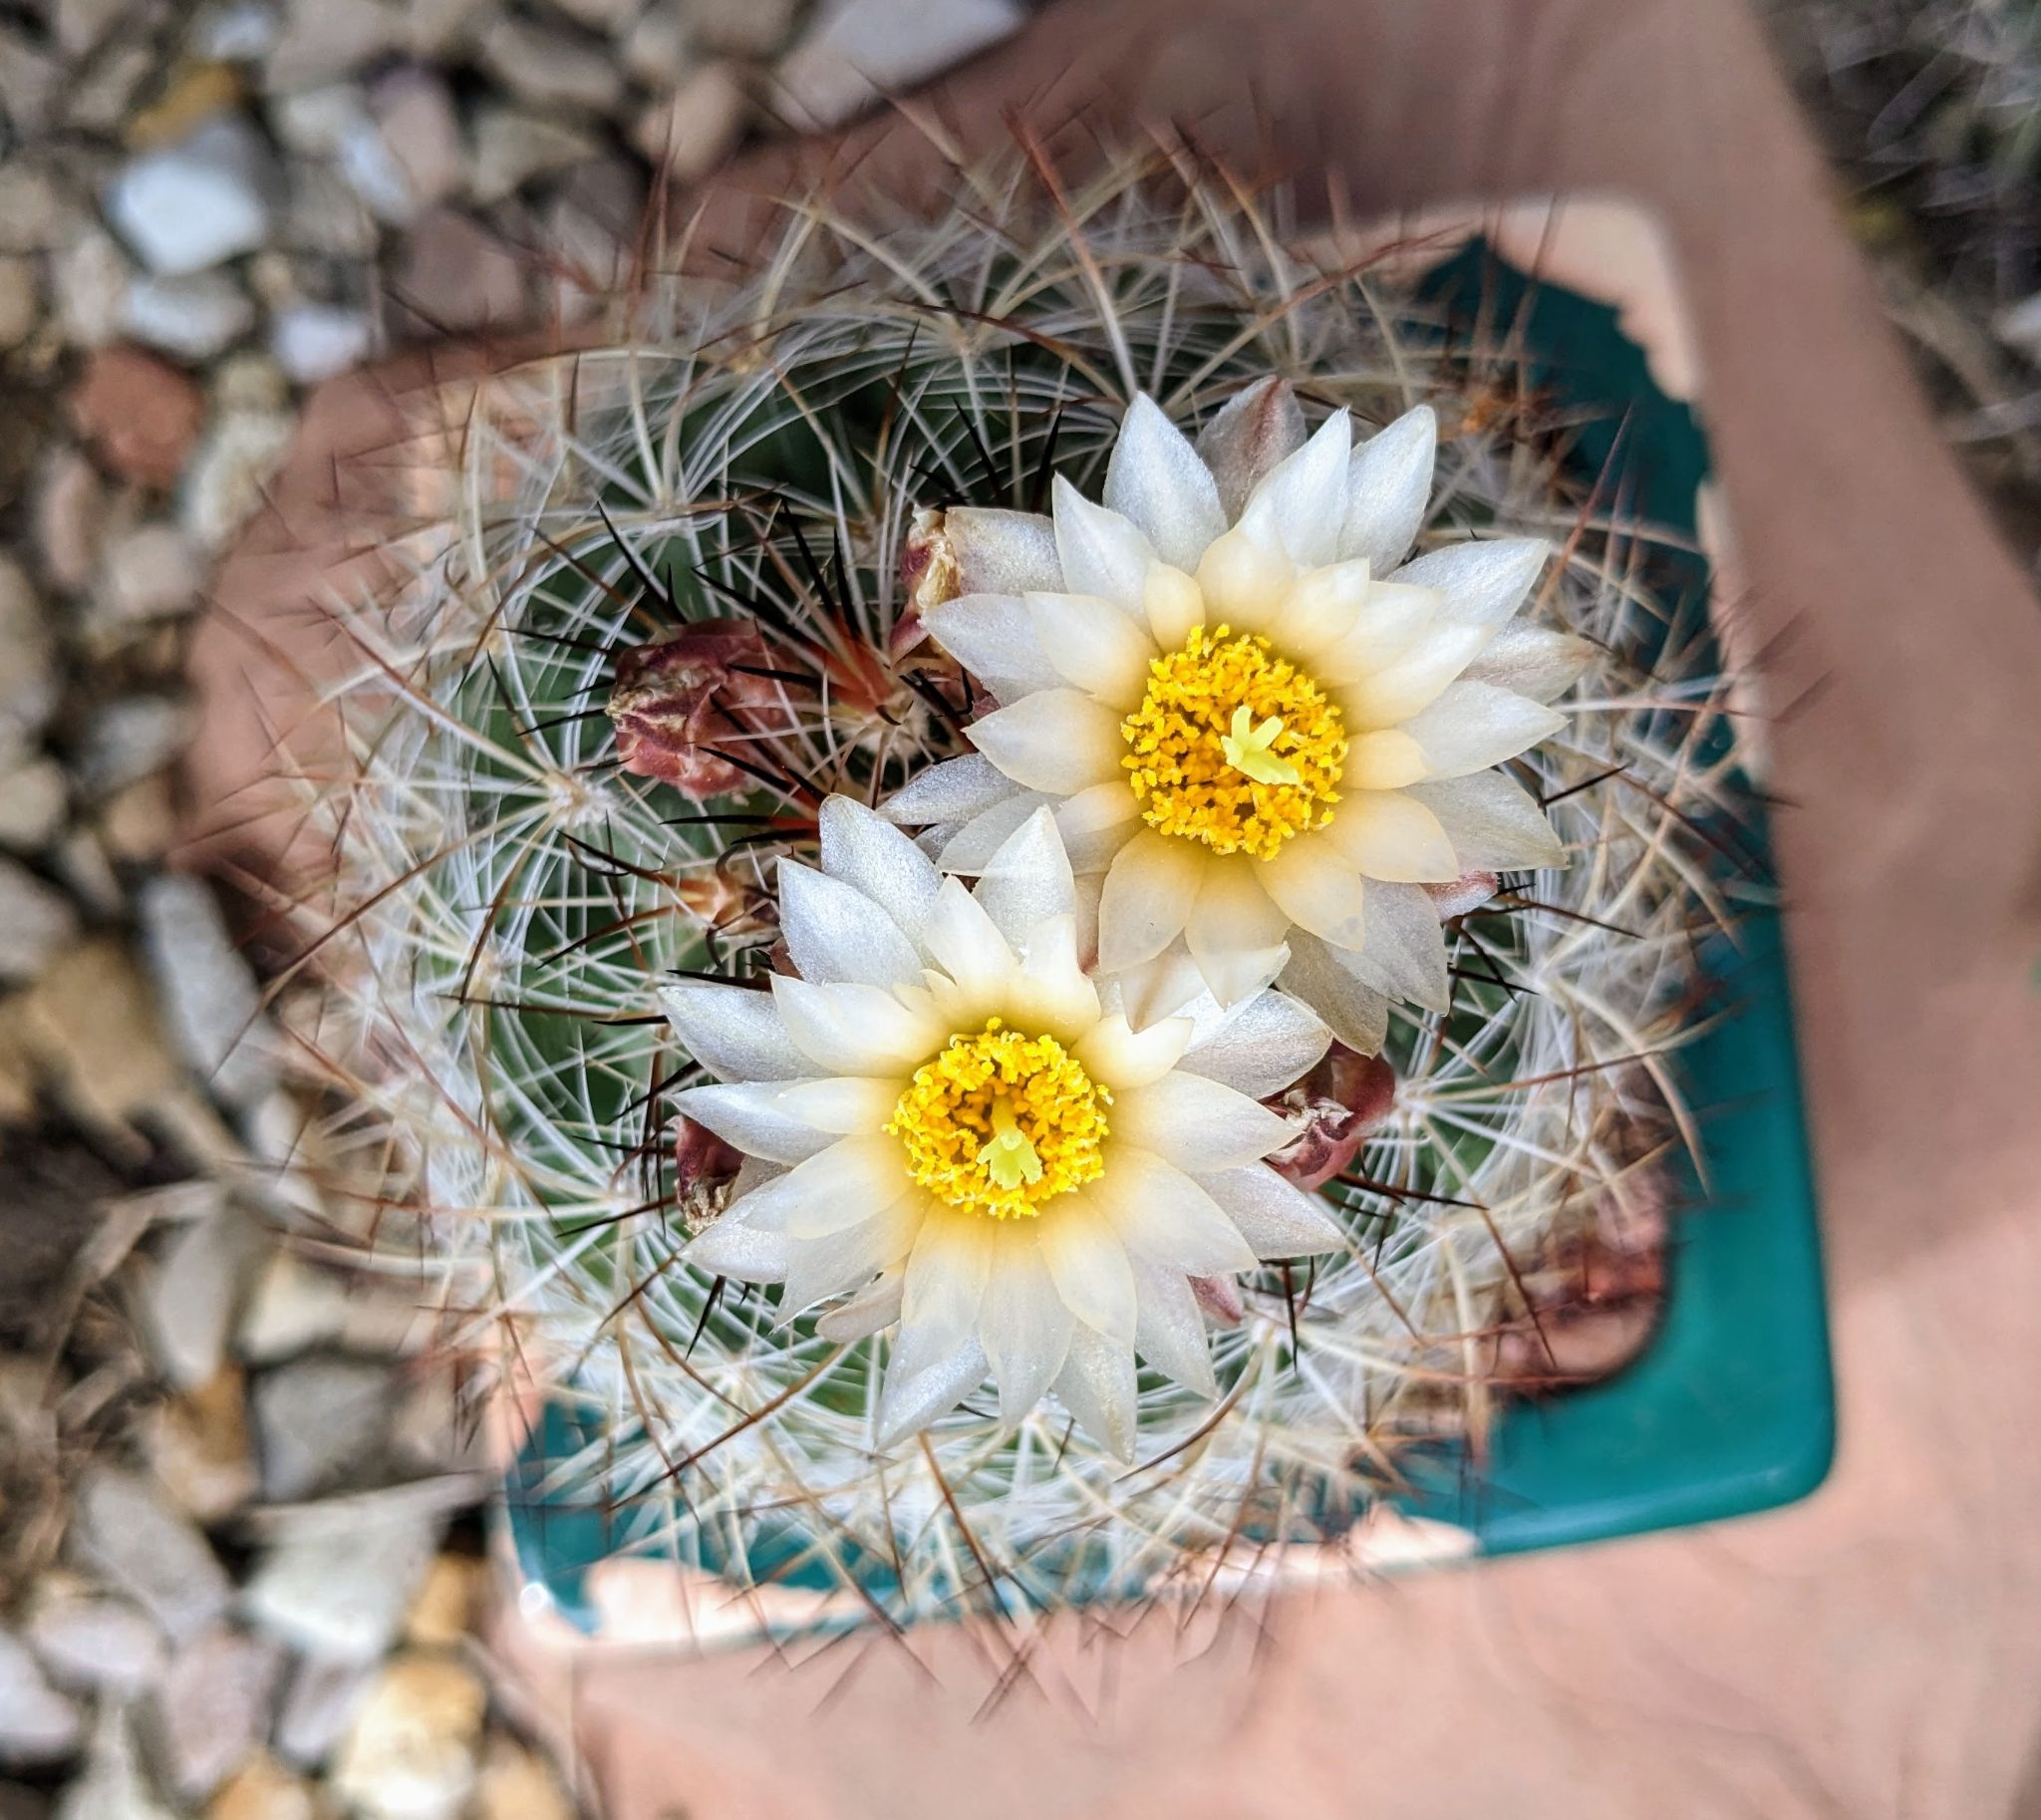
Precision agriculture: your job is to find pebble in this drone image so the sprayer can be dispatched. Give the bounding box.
[270,1657,371,1769]
[206,1754,316,1820]
[475,1739,574,1820]
[0,252,43,348]
[140,873,275,1107]
[55,0,131,57]
[66,348,206,489]
[144,1627,285,1801]
[402,1556,479,1651]
[0,554,57,755]
[619,2,690,86]
[34,449,106,593]
[141,1200,268,1387]
[106,118,278,276]
[280,163,379,258]
[270,303,374,383]
[238,1251,426,1364]
[328,1656,486,1820]
[1996,291,2041,363]
[27,1587,168,1699]
[389,209,526,331]
[543,158,645,302]
[477,15,625,115]
[775,0,1024,128]
[630,61,747,182]
[75,696,196,795]
[123,272,259,361]
[369,70,465,210]
[0,1629,84,1764]
[542,0,641,32]
[689,0,798,58]
[468,107,597,204]
[125,64,248,150]
[264,0,403,92]
[53,1710,177,1820]
[187,1,282,62]
[0,163,70,254]
[145,1371,260,1525]
[71,1467,233,1646]
[0,25,63,139]
[53,229,134,349]
[242,1506,440,1662]
[0,858,79,985]
[100,522,207,623]
[252,1355,398,1501]
[100,774,180,863]
[67,41,158,138]
[180,408,295,549]
[0,761,68,849]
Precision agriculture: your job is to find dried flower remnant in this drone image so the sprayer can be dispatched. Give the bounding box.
[1266,1044,1398,1191]
[607,619,789,799]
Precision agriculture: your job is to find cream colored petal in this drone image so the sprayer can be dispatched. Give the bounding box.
[817,795,942,947]
[778,861,923,990]
[1344,880,1449,1011]
[1279,933,1390,1055]
[718,1133,908,1241]
[1337,621,1489,725]
[1131,1261,1218,1397]
[919,593,1058,703]
[1391,537,1549,633]
[780,1193,919,1315]
[968,689,1125,795]
[671,1080,839,1165]
[682,1218,789,1284]
[1093,1144,1258,1274]
[876,1329,988,1446]
[769,975,943,1075]
[1256,836,1368,949]
[1324,789,1459,882]
[1339,405,1436,572]
[766,1075,902,1135]
[1096,828,1205,971]
[815,1266,905,1342]
[881,753,1023,827]
[1177,990,1329,1100]
[1193,521,1294,633]
[1143,563,1206,651]
[1051,474,1156,616]
[1072,1011,1194,1089]
[1268,557,1370,656]
[1195,375,1305,519]
[1196,1164,1348,1259]
[1010,911,1101,1040]
[1104,393,1228,570]
[920,874,1017,999]
[936,792,1050,874]
[1111,944,1210,1031]
[1185,859,1292,1007]
[974,802,1077,947]
[976,1236,1075,1423]
[1235,409,1351,568]
[1310,581,1443,687]
[902,1210,993,1342]
[1344,729,1428,790]
[1024,590,1157,709]
[659,980,805,1083]
[1398,681,1567,779]
[1458,623,1595,704]
[1051,1323,1137,1461]
[1407,772,1565,871]
[1050,781,1141,876]
[1038,1211,1138,1344]
[1111,1074,1294,1173]
[945,505,1061,595]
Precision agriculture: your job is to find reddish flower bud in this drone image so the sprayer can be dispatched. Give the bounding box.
[608,619,787,800]
[1266,1045,1398,1191]
[1423,870,1500,920]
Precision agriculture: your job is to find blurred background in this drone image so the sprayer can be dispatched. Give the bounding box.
[0,1,2035,1817]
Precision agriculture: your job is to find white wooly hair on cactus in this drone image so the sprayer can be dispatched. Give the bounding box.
[297,158,1755,1625]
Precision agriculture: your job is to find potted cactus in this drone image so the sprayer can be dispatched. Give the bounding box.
[283,157,1829,1645]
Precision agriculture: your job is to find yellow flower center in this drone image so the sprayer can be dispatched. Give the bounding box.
[887,1019,1110,1220]
[1119,625,1346,860]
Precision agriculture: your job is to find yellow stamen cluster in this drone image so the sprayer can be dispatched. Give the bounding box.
[1120,625,1346,859]
[887,1020,1110,1220]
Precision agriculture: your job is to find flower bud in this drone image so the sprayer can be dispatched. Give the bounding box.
[608,619,786,799]
[1266,1045,1397,1191]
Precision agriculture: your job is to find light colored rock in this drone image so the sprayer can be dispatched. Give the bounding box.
[543,158,644,309]
[28,1588,167,1699]
[264,0,402,91]
[1996,292,2041,363]
[211,349,290,412]
[145,1627,285,1801]
[475,1739,573,1820]
[242,1505,440,1663]
[66,40,156,136]
[34,449,104,593]
[101,522,206,623]
[0,1629,84,1764]
[689,0,799,58]
[280,161,377,257]
[100,773,179,862]
[76,696,194,794]
[106,118,278,276]
[0,163,70,254]
[272,87,416,223]
[252,1356,395,1501]
[72,1468,233,1645]
[145,1370,259,1525]
[207,1753,316,1820]
[0,253,41,348]
[328,1656,485,1820]
[619,2,691,86]
[56,0,130,57]
[187,1,281,62]
[477,15,624,114]
[629,61,746,182]
[124,62,249,149]
[142,1201,268,1388]
[775,0,1022,129]
[390,209,526,330]
[271,1656,370,1767]
[402,1555,479,1651]
[54,1709,176,1820]
[181,409,294,549]
[0,554,56,755]
[53,229,133,347]
[123,271,258,361]
[403,0,487,58]
[0,25,62,138]
[547,0,641,31]
[238,1251,426,1364]
[140,873,275,1106]
[0,859,77,984]
[0,761,67,849]
[270,303,373,383]
[369,70,464,209]
[468,107,596,204]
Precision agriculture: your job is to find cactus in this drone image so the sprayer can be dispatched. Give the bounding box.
[287,154,1758,1630]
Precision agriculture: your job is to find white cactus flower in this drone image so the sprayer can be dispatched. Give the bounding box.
[663,796,1347,1457]
[891,381,1587,1050]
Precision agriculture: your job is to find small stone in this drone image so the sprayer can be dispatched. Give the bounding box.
[547,0,641,31]
[75,696,195,794]
[543,158,644,307]
[475,1740,573,1820]
[242,1505,440,1663]
[124,270,258,360]
[389,209,526,332]
[53,229,134,348]
[270,1656,369,1768]
[238,1251,425,1364]
[0,1630,84,1764]
[141,872,275,1106]
[689,0,799,59]
[270,303,373,383]
[775,0,1023,129]
[0,253,43,347]
[0,859,77,984]
[100,521,206,623]
[56,1710,178,1820]
[72,1467,233,1645]
[0,762,67,849]
[280,161,377,257]
[211,348,290,411]
[66,348,204,488]
[1996,292,2041,363]
[142,1200,268,1387]
[401,1555,479,1651]
[187,2,281,62]
[251,1355,396,1501]
[0,25,63,138]
[100,773,178,861]
[368,70,464,209]
[145,1370,259,1525]
[67,40,158,136]
[207,1754,315,1820]
[180,408,294,548]
[27,1589,166,1699]
[468,107,597,204]
[328,1656,485,1820]
[264,0,402,91]
[618,3,691,87]
[477,16,624,115]
[34,449,105,592]
[56,0,132,56]
[0,554,57,753]
[145,1627,285,1801]
[403,0,487,58]
[0,163,70,255]
[629,62,746,183]
[125,62,247,148]
[106,117,278,276]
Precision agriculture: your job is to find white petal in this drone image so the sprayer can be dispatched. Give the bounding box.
[1279,934,1390,1055]
[1111,945,1209,1031]
[945,505,1061,594]
[1194,376,1305,518]
[1097,829,1205,970]
[1312,581,1443,687]
[920,593,1058,704]
[1143,563,1207,651]
[1093,1146,1257,1274]
[1072,1012,1193,1089]
[1407,772,1565,871]
[1011,911,1102,1038]
[1398,681,1566,779]
[968,689,1124,795]
[1235,410,1351,568]
[936,792,1051,874]
[1178,990,1332,1097]
[1256,837,1368,949]
[1269,557,1371,656]
[920,874,1016,998]
[815,1268,904,1342]
[720,1134,908,1240]
[818,795,942,946]
[975,804,1076,947]
[1391,537,1549,633]
[1051,780,1142,872]
[1459,623,1595,704]
[659,980,805,1082]
[770,975,941,1075]
[1325,789,1459,882]
[881,753,1022,826]
[1338,405,1436,572]
[1184,860,1292,1007]
[1104,394,1229,571]
[977,1239,1075,1422]
[1193,522,1294,632]
[671,1080,838,1164]
[1025,591,1157,708]
[902,1212,992,1342]
[684,1218,790,1283]
[1051,474,1156,614]
[1037,1211,1138,1343]
[781,1195,918,1314]
[1344,881,1449,1011]
[1111,1074,1294,1172]
[767,1075,903,1134]
[1052,1324,1137,1460]
[1197,1164,1348,1259]
[1130,1261,1217,1397]
[1344,729,1428,790]
[1337,620,1489,725]
[779,861,923,989]
[876,1332,989,1445]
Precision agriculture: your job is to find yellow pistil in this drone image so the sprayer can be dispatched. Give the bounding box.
[887,1019,1110,1219]
[1119,625,1346,860]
